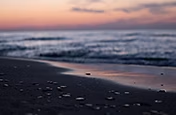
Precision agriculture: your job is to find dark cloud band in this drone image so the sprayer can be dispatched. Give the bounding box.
[115,2,176,14]
[71,7,105,13]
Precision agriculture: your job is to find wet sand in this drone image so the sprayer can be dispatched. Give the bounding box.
[0,57,176,115]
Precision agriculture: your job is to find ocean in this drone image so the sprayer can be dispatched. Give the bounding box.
[0,30,176,67]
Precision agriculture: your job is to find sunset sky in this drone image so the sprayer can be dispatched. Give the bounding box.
[0,0,176,30]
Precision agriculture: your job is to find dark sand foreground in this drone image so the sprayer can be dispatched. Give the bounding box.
[0,58,176,115]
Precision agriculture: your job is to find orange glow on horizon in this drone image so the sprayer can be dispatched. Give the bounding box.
[0,0,176,30]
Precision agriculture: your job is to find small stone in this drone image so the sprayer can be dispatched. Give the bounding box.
[106,96,115,101]
[62,93,71,97]
[124,92,130,94]
[60,86,67,88]
[47,81,53,84]
[58,96,62,99]
[114,92,120,95]
[85,72,91,75]
[85,104,93,107]
[76,97,85,101]
[20,89,24,92]
[160,73,164,75]
[42,87,52,92]
[123,104,130,107]
[53,82,58,84]
[155,100,162,103]
[32,82,39,86]
[109,90,115,93]
[161,84,164,86]
[38,88,42,90]
[158,89,166,93]
[136,103,141,106]
[37,96,43,99]
[3,84,9,87]
[57,87,62,91]
[46,93,51,96]
[109,105,116,108]
[0,79,3,82]
[93,106,101,110]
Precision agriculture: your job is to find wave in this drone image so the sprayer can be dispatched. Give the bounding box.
[38,50,175,66]
[124,33,176,37]
[0,44,33,53]
[98,38,137,43]
[24,37,66,41]
[39,49,90,58]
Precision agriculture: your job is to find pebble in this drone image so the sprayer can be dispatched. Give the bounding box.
[114,92,120,95]
[3,84,9,87]
[110,105,116,108]
[109,90,115,93]
[32,82,39,86]
[136,103,141,106]
[124,92,130,94]
[123,104,130,107]
[93,106,101,110]
[37,96,43,99]
[38,88,42,90]
[46,93,51,96]
[62,93,71,97]
[47,81,53,84]
[58,96,62,99]
[60,86,67,88]
[85,72,91,75]
[155,100,162,103]
[0,79,3,82]
[20,89,24,92]
[53,82,58,84]
[106,96,115,101]
[85,103,93,107]
[158,89,166,93]
[76,97,85,101]
[42,87,53,92]
[57,87,62,91]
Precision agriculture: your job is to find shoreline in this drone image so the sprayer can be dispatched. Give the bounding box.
[0,57,176,115]
[2,56,176,92]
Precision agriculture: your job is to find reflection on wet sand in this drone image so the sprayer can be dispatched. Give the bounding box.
[42,60,176,92]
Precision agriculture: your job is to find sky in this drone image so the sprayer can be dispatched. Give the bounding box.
[0,0,176,30]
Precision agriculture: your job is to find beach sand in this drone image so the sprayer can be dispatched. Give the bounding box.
[0,58,176,115]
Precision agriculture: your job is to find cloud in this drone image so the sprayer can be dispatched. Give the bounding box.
[70,0,104,5]
[72,16,176,30]
[71,7,105,13]
[115,2,176,14]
